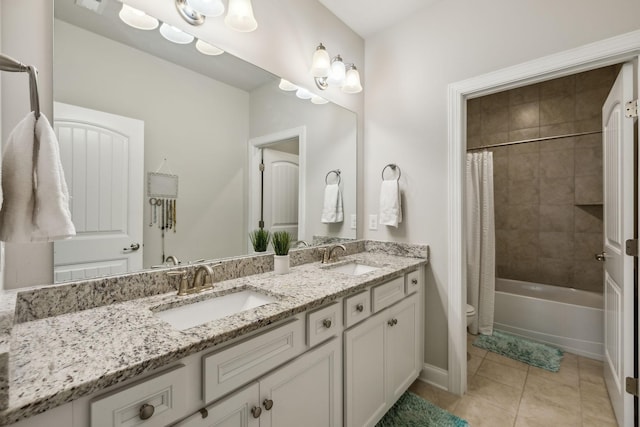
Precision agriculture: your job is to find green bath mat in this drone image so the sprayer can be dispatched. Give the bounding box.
[375,391,469,427]
[473,330,564,372]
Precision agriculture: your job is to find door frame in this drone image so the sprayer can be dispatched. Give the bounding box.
[447,30,640,395]
[248,126,307,252]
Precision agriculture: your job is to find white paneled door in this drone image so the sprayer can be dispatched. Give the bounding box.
[263,149,299,240]
[602,63,634,427]
[53,102,144,283]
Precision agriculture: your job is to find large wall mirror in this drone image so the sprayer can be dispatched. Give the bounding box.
[52,0,357,283]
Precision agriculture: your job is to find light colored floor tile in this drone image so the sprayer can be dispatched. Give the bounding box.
[485,351,530,371]
[408,379,461,413]
[522,373,580,413]
[467,354,483,376]
[516,391,582,426]
[579,359,605,385]
[467,337,488,358]
[580,380,616,423]
[528,364,579,388]
[582,414,618,427]
[476,359,527,389]
[468,374,522,415]
[453,395,516,427]
[560,352,579,371]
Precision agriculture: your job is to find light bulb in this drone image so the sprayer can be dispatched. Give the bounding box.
[327,55,346,85]
[159,23,194,44]
[118,4,159,30]
[188,0,224,17]
[310,43,331,78]
[279,79,298,91]
[296,88,313,100]
[225,0,258,32]
[311,95,328,105]
[342,65,363,94]
[196,39,224,55]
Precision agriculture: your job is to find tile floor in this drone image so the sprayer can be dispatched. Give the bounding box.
[408,334,618,427]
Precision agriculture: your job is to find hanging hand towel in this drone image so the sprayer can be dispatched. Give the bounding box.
[0,112,37,242]
[379,180,402,227]
[31,113,75,241]
[321,183,344,223]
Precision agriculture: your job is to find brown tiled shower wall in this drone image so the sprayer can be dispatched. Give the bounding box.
[467,65,620,292]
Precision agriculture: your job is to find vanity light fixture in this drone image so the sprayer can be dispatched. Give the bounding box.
[310,43,362,94]
[278,78,328,106]
[278,79,298,91]
[295,87,313,100]
[175,0,258,32]
[196,39,225,55]
[311,95,328,105]
[159,23,195,44]
[118,4,159,30]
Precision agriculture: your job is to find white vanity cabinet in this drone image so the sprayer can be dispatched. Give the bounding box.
[177,337,342,427]
[344,270,423,427]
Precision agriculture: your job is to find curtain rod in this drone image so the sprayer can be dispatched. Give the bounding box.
[467,130,602,152]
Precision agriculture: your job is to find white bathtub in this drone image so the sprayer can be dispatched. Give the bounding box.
[494,278,604,360]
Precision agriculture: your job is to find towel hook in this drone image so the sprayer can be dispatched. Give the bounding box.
[325,169,341,185]
[0,54,41,119]
[381,164,401,181]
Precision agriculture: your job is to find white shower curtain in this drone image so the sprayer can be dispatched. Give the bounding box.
[466,151,495,335]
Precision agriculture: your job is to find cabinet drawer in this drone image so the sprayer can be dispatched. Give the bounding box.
[91,364,187,427]
[203,318,305,403]
[371,276,405,313]
[406,269,421,294]
[344,291,370,328]
[307,302,341,347]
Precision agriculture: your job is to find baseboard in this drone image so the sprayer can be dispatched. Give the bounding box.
[418,363,449,390]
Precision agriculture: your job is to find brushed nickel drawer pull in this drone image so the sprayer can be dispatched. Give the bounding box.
[139,403,155,420]
[322,319,332,328]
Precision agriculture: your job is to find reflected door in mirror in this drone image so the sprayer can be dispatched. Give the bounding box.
[263,148,299,240]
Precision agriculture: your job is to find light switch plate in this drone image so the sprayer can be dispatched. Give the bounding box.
[368,214,378,230]
[350,214,357,230]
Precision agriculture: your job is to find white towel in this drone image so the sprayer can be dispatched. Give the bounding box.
[379,180,402,227]
[31,113,75,241]
[0,112,75,242]
[321,183,343,223]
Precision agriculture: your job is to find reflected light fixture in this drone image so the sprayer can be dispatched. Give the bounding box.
[118,4,159,30]
[196,39,224,55]
[295,87,313,100]
[159,23,195,44]
[310,43,362,93]
[311,95,328,105]
[188,0,225,17]
[225,0,258,32]
[279,79,298,91]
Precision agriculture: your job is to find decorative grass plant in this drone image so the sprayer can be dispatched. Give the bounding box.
[272,231,292,256]
[249,228,270,252]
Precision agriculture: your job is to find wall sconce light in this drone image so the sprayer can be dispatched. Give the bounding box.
[175,0,258,32]
[310,43,362,94]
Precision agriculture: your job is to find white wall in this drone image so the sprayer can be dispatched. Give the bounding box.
[364,0,640,371]
[1,0,54,288]
[250,81,357,242]
[54,21,250,267]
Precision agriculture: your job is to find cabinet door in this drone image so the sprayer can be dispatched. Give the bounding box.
[175,383,260,427]
[385,293,420,404]
[259,338,342,427]
[344,310,386,427]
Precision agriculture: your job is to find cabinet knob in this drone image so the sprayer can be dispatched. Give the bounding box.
[387,319,395,327]
[393,318,398,325]
[411,278,418,285]
[139,403,155,420]
[263,398,274,410]
[251,406,262,418]
[322,319,332,328]
[355,303,364,312]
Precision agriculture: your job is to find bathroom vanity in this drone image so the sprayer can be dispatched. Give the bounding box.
[0,241,427,427]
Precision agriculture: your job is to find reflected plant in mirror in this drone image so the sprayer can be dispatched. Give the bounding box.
[50,0,357,283]
[249,229,270,253]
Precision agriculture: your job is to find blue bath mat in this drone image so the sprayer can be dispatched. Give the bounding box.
[473,330,563,372]
[375,391,468,427]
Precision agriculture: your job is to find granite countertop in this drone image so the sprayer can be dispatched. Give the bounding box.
[0,250,426,425]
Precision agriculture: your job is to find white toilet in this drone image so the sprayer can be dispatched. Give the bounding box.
[466,304,476,329]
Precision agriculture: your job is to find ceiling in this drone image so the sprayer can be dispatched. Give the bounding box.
[318,0,441,38]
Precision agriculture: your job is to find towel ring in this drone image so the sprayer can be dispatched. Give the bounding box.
[325,169,341,185]
[381,164,401,181]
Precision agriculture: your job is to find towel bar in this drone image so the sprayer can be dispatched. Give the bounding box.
[0,53,41,119]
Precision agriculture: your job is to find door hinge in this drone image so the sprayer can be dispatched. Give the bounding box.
[625,100,639,118]
[258,162,265,172]
[625,239,639,257]
[626,377,639,396]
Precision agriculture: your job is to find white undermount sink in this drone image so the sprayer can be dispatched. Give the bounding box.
[328,262,379,276]
[154,290,277,331]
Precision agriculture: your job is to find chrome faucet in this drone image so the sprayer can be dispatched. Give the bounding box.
[164,255,180,266]
[322,244,346,264]
[168,265,214,296]
[296,240,310,248]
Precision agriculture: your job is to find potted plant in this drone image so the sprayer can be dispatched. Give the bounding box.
[272,231,292,274]
[249,228,270,253]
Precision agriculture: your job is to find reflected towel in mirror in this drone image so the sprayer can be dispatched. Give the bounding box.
[379,180,402,227]
[321,183,343,223]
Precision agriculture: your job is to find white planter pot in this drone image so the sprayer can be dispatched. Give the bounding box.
[274,255,290,275]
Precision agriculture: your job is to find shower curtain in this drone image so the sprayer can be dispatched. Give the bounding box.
[466,151,495,335]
